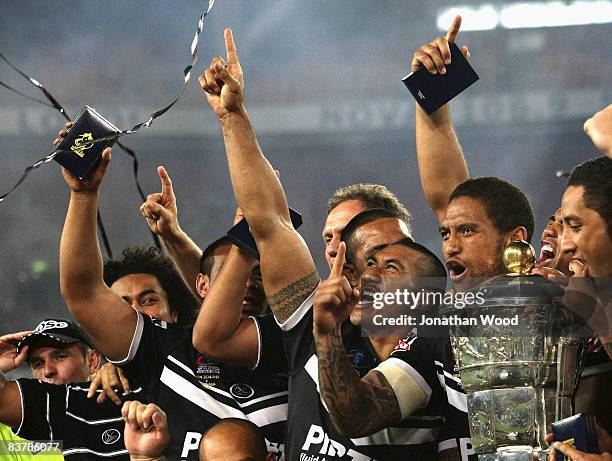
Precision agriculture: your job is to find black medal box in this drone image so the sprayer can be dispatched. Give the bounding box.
[53,106,120,180]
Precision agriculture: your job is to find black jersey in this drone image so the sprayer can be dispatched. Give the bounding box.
[113,312,288,461]
[388,333,477,461]
[14,379,144,459]
[278,291,449,461]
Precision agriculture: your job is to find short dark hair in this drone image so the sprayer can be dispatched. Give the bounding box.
[201,418,268,460]
[392,238,448,280]
[199,236,232,277]
[449,177,535,242]
[568,157,612,234]
[341,208,412,264]
[103,246,199,326]
[327,183,412,233]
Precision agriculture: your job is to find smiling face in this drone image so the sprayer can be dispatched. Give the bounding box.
[439,196,508,291]
[110,273,177,323]
[537,208,562,268]
[561,186,612,277]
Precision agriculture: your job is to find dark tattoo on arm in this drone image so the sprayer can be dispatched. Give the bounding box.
[315,328,402,438]
[268,271,319,324]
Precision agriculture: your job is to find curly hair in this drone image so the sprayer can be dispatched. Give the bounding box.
[103,246,199,326]
[449,177,535,243]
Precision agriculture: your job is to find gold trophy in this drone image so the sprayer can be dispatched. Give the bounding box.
[503,240,536,276]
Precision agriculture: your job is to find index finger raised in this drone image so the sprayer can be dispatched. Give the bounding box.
[331,241,347,278]
[157,166,174,199]
[446,15,462,43]
[224,28,239,65]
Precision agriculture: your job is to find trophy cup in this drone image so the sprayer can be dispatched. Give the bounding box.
[448,241,583,461]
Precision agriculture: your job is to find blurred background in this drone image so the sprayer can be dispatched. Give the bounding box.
[1,0,610,341]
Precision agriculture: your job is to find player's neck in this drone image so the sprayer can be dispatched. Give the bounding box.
[368,336,402,361]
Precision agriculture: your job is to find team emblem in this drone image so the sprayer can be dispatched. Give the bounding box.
[230,383,255,399]
[101,428,121,445]
[70,132,94,158]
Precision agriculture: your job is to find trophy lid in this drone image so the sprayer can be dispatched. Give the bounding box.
[503,240,535,275]
[478,273,564,302]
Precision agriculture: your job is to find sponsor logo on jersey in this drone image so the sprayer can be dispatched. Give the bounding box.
[301,424,369,460]
[346,349,365,367]
[194,354,222,388]
[394,338,411,351]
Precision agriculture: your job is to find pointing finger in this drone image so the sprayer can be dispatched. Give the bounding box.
[157,166,174,201]
[224,28,239,66]
[446,15,462,43]
[331,241,347,278]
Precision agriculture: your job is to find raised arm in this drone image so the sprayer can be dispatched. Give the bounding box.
[199,29,318,324]
[414,16,470,223]
[192,243,260,368]
[313,243,427,437]
[58,126,137,361]
[191,208,261,368]
[584,104,612,158]
[140,166,203,300]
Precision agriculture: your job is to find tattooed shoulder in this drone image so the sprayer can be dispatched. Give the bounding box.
[268,270,319,323]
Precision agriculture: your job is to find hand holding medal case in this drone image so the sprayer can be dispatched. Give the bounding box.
[53,106,120,180]
[227,208,303,260]
[552,413,600,461]
[402,42,479,115]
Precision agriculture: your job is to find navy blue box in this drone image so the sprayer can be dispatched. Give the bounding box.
[227,208,303,260]
[402,43,479,115]
[552,413,600,461]
[53,106,120,180]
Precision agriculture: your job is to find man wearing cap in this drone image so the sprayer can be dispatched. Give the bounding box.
[0,318,142,459]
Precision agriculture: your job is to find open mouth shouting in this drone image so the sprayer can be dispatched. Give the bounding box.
[446,259,468,283]
[536,241,556,267]
[356,284,378,309]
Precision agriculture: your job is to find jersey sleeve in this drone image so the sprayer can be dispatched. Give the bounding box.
[276,289,317,374]
[109,312,167,388]
[13,379,61,441]
[376,335,447,418]
[251,313,288,374]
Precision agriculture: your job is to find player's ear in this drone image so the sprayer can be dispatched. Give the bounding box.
[87,349,102,378]
[196,273,211,298]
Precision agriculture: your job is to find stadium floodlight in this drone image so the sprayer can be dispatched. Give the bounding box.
[437,1,612,31]
[500,1,612,28]
[437,5,499,31]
